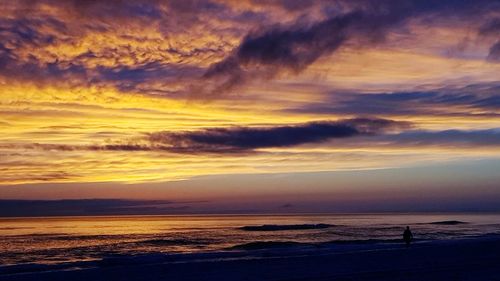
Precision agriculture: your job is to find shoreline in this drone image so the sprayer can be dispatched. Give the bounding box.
[3,235,500,281]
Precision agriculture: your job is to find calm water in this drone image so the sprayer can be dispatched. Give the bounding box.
[1,213,500,266]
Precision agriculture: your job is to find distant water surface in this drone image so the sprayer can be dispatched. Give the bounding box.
[1,213,500,266]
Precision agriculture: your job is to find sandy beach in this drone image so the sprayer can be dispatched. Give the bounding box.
[3,235,500,281]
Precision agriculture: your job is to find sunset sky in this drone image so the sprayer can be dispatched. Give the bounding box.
[1,0,500,214]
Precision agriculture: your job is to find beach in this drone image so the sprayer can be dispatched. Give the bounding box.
[2,235,500,281]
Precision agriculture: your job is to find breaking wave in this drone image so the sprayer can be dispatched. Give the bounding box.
[427,221,468,225]
[239,224,333,231]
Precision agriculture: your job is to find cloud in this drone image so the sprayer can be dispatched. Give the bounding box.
[479,18,500,36]
[148,123,500,152]
[488,41,500,62]
[6,125,499,154]
[384,129,500,147]
[200,10,394,94]
[147,118,409,152]
[479,18,500,62]
[0,118,409,153]
[1,0,499,97]
[1,143,153,152]
[323,128,500,149]
[0,0,234,94]
[199,0,500,95]
[150,121,358,152]
[0,199,194,217]
[288,83,500,116]
[4,117,500,154]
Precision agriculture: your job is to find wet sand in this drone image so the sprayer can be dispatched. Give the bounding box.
[3,236,500,281]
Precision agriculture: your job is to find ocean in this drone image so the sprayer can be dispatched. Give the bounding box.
[2,213,500,267]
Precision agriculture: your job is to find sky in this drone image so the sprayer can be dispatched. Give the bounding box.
[1,0,500,215]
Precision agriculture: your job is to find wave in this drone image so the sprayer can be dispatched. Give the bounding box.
[323,238,402,245]
[137,238,208,246]
[228,238,403,251]
[47,234,127,241]
[228,241,311,250]
[239,224,333,231]
[427,220,468,225]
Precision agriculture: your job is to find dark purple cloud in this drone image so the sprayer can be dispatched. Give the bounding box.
[488,41,500,62]
[148,118,410,153]
[383,129,500,147]
[1,118,409,153]
[0,199,193,217]
[323,128,500,148]
[202,10,394,93]
[479,18,500,36]
[201,0,500,94]
[4,120,500,153]
[288,83,500,117]
[479,18,500,62]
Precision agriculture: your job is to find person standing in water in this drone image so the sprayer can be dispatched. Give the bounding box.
[403,226,413,247]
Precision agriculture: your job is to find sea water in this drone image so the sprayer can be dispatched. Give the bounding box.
[1,213,500,266]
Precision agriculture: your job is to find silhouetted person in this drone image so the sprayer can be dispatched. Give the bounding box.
[403,226,413,247]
